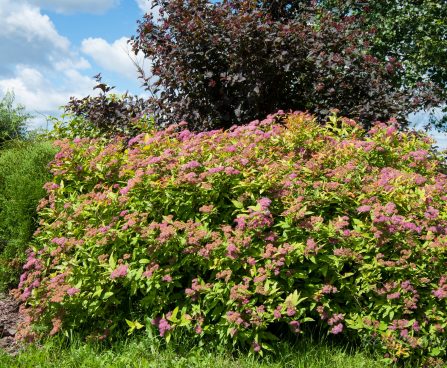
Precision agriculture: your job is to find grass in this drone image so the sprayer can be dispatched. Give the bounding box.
[0,334,391,368]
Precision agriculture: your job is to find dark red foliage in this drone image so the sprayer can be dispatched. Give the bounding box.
[64,74,151,138]
[131,0,439,131]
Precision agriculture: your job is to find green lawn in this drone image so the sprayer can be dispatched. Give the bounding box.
[0,336,391,368]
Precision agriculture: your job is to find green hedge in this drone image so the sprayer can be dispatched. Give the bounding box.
[0,139,56,290]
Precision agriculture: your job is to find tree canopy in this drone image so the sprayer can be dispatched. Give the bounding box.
[0,92,30,145]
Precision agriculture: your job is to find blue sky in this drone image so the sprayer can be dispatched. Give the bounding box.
[0,0,153,129]
[0,0,445,148]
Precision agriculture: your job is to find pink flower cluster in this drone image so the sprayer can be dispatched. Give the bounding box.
[110,264,128,279]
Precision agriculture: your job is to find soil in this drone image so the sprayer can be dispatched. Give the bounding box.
[0,293,22,355]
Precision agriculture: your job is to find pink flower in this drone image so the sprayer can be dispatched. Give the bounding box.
[321,284,338,294]
[289,321,301,333]
[182,160,201,170]
[178,129,191,141]
[409,149,428,161]
[432,288,447,299]
[252,341,261,352]
[225,145,237,152]
[258,197,272,210]
[67,287,80,296]
[162,274,173,282]
[227,244,239,259]
[234,216,246,229]
[110,264,128,279]
[158,318,171,337]
[247,257,256,266]
[304,238,319,255]
[328,313,344,325]
[51,237,67,246]
[208,166,225,174]
[387,292,401,300]
[425,206,439,220]
[331,323,344,335]
[19,272,28,284]
[273,307,282,319]
[199,204,214,213]
[20,288,31,301]
[413,321,420,331]
[224,167,240,175]
[119,187,130,195]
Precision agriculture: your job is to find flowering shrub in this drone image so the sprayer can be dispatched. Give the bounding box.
[13,112,447,365]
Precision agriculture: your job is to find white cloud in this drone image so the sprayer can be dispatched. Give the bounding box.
[0,0,99,129]
[33,0,120,14]
[51,57,91,72]
[81,36,146,79]
[0,64,96,113]
[1,4,69,50]
[0,0,71,72]
[0,0,150,130]
[135,0,160,20]
[135,0,152,14]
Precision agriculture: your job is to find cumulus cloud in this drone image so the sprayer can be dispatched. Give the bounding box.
[81,36,146,79]
[135,0,152,14]
[0,0,71,71]
[1,3,69,49]
[0,65,97,129]
[135,0,160,20]
[0,65,94,111]
[33,0,120,14]
[0,0,150,130]
[0,0,99,129]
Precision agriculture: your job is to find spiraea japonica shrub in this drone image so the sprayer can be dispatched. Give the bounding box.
[14,112,447,365]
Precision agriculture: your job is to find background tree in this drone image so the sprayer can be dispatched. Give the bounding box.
[321,0,447,129]
[131,0,440,131]
[0,91,30,145]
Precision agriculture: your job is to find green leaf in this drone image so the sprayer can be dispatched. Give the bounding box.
[168,306,179,322]
[109,252,116,269]
[103,291,113,299]
[134,321,144,330]
[93,285,103,297]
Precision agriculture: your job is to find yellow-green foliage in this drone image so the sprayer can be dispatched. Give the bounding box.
[15,113,447,366]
